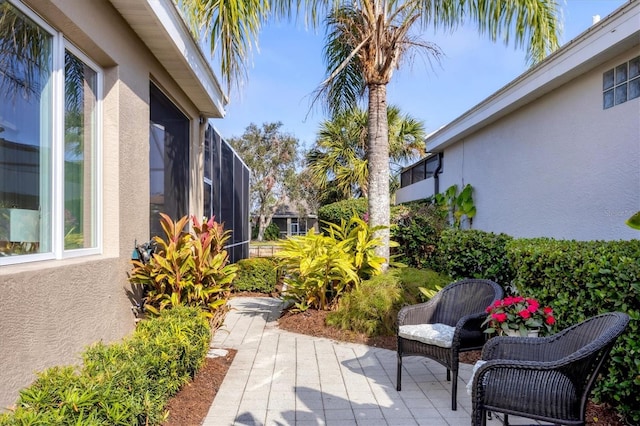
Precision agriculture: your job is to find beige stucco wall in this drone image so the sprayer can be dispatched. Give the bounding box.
[438,48,640,240]
[0,0,207,408]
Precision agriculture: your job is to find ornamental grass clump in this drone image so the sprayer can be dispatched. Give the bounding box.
[483,296,555,337]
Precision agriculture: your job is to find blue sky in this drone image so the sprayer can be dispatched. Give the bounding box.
[212,0,628,150]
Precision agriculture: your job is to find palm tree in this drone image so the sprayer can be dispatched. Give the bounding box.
[178,0,561,265]
[306,105,425,200]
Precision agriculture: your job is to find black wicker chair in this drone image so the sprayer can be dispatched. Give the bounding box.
[471,312,629,426]
[396,279,504,411]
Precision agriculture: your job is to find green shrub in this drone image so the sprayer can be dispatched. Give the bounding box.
[506,238,640,424]
[438,229,514,285]
[0,307,210,426]
[253,222,281,241]
[129,214,237,319]
[395,266,452,302]
[317,198,368,227]
[233,257,278,293]
[326,267,452,336]
[276,215,385,311]
[391,201,448,270]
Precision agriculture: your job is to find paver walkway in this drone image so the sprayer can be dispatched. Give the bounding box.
[202,297,531,426]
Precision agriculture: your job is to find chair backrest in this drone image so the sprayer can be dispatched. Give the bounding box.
[552,312,629,397]
[431,279,504,326]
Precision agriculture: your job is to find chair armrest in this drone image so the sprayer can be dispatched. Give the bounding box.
[397,299,440,327]
[481,335,557,362]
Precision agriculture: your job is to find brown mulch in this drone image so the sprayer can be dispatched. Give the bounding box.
[162,349,236,426]
[162,305,626,426]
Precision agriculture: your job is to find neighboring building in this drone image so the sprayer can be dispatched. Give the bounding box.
[397,1,639,241]
[0,0,248,408]
[270,202,318,238]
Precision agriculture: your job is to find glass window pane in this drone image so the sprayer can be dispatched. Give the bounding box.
[603,89,614,109]
[400,170,411,187]
[615,83,627,105]
[629,77,640,100]
[426,156,438,178]
[629,56,640,79]
[0,2,52,257]
[603,69,614,90]
[615,63,627,85]
[64,50,97,250]
[412,162,425,183]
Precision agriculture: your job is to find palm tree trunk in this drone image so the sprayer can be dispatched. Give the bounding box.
[367,83,390,267]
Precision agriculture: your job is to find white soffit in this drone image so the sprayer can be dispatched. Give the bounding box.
[109,0,227,118]
[427,1,640,152]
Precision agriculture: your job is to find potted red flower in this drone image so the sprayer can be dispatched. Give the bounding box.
[482,296,555,337]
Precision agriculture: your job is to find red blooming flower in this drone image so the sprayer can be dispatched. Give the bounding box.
[483,296,556,336]
[492,313,508,323]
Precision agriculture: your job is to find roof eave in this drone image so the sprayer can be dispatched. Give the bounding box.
[426,1,640,152]
[109,0,228,118]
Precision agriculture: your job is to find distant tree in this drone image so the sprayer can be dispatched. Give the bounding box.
[229,122,299,241]
[306,106,425,200]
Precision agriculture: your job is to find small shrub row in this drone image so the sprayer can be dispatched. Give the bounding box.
[326,267,452,336]
[438,228,514,285]
[0,307,211,426]
[317,198,368,226]
[233,257,278,294]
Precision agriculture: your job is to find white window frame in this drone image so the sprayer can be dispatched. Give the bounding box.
[1,0,103,266]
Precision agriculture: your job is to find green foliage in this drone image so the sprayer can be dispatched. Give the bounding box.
[263,222,281,241]
[391,201,448,270]
[505,238,640,423]
[433,184,477,228]
[129,214,237,319]
[626,211,640,230]
[228,122,300,241]
[233,257,278,293]
[438,229,514,285]
[306,106,425,200]
[0,307,210,426]
[317,198,368,227]
[326,267,451,336]
[251,222,280,241]
[276,215,385,311]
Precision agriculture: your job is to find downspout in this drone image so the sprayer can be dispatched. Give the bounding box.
[433,152,444,195]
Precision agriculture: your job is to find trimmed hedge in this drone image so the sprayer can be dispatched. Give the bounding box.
[317,198,368,227]
[233,257,278,293]
[391,202,448,270]
[506,238,640,424]
[438,228,515,285]
[436,228,639,423]
[0,307,211,426]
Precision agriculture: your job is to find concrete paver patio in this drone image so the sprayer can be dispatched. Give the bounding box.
[203,297,536,426]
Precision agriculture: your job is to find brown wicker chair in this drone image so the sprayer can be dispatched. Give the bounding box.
[471,312,629,426]
[396,278,504,411]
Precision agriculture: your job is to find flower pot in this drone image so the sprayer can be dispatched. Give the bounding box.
[504,329,539,338]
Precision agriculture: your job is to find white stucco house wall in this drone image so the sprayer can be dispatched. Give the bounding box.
[0,0,249,408]
[397,0,640,241]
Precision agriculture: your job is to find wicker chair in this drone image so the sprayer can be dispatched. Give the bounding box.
[396,279,504,411]
[471,312,630,426]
